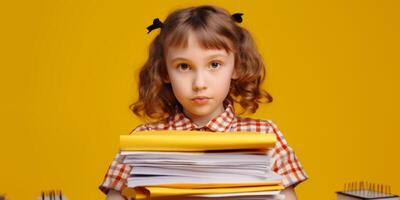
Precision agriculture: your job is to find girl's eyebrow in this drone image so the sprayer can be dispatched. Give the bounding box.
[170,53,227,63]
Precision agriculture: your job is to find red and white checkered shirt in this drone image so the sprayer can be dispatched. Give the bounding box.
[99,100,308,195]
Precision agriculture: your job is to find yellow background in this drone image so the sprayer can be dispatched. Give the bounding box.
[1,0,399,199]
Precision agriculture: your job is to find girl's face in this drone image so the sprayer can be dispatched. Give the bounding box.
[165,32,238,127]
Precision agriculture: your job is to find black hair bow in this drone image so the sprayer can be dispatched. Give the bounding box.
[147,13,244,34]
[231,13,243,23]
[146,18,164,34]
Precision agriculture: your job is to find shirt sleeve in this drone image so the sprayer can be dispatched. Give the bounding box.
[267,120,308,188]
[98,124,149,195]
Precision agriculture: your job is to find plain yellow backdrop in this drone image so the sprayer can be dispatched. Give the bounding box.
[0,0,399,199]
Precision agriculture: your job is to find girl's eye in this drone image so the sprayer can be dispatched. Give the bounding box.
[209,62,222,70]
[177,63,190,71]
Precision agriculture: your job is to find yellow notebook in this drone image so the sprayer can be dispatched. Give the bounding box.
[120,130,277,151]
[122,184,284,199]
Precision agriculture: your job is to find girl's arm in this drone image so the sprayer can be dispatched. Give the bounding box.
[281,185,298,200]
[106,190,127,200]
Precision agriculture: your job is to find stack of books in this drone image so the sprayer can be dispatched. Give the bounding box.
[119,130,284,200]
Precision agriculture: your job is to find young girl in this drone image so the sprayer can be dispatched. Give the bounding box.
[100,5,308,200]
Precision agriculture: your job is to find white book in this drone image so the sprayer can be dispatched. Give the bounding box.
[121,150,271,160]
[127,171,282,188]
[131,169,267,178]
[129,166,270,177]
[126,163,268,171]
[123,159,270,166]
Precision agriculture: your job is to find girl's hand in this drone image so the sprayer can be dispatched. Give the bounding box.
[281,185,298,200]
[106,190,128,200]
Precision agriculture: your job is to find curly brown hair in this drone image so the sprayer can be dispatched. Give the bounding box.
[130,5,273,122]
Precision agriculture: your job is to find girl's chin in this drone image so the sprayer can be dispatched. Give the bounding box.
[183,106,213,117]
[186,108,210,115]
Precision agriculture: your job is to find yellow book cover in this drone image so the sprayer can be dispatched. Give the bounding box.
[122,184,284,199]
[120,130,277,151]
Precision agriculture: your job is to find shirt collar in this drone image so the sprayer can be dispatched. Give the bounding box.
[171,99,236,132]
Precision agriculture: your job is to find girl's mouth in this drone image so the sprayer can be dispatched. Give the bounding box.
[191,97,210,104]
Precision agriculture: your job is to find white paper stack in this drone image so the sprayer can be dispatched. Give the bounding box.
[122,150,281,187]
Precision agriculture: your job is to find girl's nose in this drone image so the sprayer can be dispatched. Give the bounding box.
[192,71,207,91]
